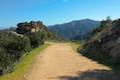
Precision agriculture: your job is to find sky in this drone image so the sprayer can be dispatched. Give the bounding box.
[0,0,120,28]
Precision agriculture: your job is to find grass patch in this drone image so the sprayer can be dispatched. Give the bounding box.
[69,42,80,51]
[0,44,49,80]
[46,40,66,43]
[69,40,85,51]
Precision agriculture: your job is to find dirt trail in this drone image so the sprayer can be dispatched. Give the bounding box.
[24,43,111,80]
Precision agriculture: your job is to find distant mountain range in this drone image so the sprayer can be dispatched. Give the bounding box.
[0,27,13,30]
[0,27,4,30]
[48,19,101,40]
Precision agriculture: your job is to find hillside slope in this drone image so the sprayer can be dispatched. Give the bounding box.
[48,19,100,40]
[80,19,120,67]
[0,21,61,76]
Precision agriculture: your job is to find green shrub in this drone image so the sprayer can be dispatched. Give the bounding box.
[0,32,31,73]
[0,28,46,74]
[27,31,45,48]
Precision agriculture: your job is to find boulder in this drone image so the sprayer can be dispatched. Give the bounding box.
[16,21,45,34]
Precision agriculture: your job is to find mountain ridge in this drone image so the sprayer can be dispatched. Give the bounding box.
[48,19,100,40]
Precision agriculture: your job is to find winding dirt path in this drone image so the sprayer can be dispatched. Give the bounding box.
[24,43,111,80]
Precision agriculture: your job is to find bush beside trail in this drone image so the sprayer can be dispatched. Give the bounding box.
[79,18,120,69]
[0,21,47,75]
[0,31,32,74]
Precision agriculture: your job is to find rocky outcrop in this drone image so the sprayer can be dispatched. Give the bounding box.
[16,21,46,34]
[80,19,120,64]
[16,21,62,40]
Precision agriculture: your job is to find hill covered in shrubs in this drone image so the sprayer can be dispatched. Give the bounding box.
[0,21,58,75]
[79,18,120,68]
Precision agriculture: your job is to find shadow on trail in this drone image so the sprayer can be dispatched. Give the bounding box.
[58,69,120,80]
[57,54,120,80]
